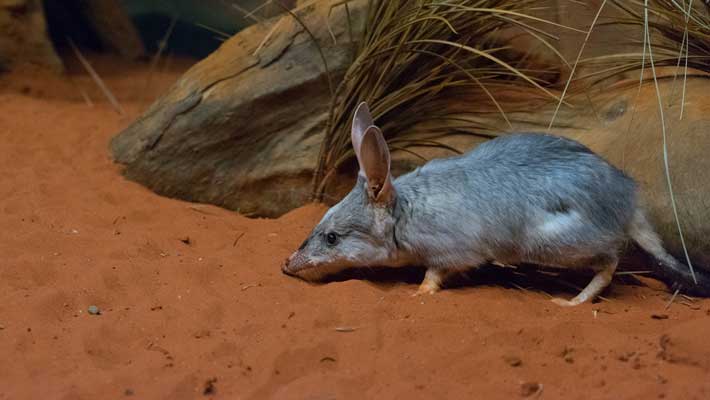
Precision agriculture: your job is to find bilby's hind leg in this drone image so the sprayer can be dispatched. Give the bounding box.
[551,255,618,307]
[413,268,450,296]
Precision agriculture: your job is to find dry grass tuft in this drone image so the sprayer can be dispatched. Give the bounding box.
[576,0,710,86]
[311,0,571,198]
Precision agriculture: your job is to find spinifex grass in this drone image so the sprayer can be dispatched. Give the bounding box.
[311,0,574,199]
[576,0,710,86]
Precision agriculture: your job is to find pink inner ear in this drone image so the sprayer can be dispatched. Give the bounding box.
[359,125,390,187]
[359,125,395,203]
[351,102,374,170]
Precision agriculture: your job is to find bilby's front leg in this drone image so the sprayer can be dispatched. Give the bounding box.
[413,268,449,296]
[551,256,618,307]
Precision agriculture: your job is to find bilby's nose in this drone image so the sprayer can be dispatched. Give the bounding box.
[281,252,296,275]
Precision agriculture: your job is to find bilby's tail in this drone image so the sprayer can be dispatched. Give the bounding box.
[629,209,710,297]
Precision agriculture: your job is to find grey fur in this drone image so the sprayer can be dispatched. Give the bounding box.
[284,127,710,299]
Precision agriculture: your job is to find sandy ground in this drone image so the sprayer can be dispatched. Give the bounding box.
[1,57,709,400]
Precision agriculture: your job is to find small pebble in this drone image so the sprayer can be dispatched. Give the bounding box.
[561,346,574,363]
[203,378,217,395]
[88,305,101,315]
[503,355,522,367]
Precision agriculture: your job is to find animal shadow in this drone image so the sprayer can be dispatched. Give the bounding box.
[320,258,651,298]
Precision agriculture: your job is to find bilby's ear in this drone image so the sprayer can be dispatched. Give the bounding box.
[351,101,374,168]
[357,125,395,204]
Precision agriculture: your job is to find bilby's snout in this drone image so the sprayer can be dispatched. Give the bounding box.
[281,255,291,274]
[281,252,295,275]
[282,251,309,276]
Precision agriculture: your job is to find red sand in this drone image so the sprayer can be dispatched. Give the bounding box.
[1,58,709,400]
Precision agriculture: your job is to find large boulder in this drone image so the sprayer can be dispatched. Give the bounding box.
[111,0,368,217]
[558,78,710,272]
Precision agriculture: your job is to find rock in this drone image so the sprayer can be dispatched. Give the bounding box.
[203,377,217,396]
[560,346,574,364]
[445,77,710,275]
[110,0,369,217]
[503,354,522,367]
[0,0,63,71]
[75,0,145,59]
[550,78,710,273]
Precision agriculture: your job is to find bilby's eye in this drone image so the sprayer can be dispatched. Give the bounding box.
[325,232,338,246]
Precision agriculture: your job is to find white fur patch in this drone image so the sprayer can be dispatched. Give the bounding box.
[371,206,389,237]
[538,210,582,235]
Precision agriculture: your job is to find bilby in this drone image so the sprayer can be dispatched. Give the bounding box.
[282,102,710,306]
